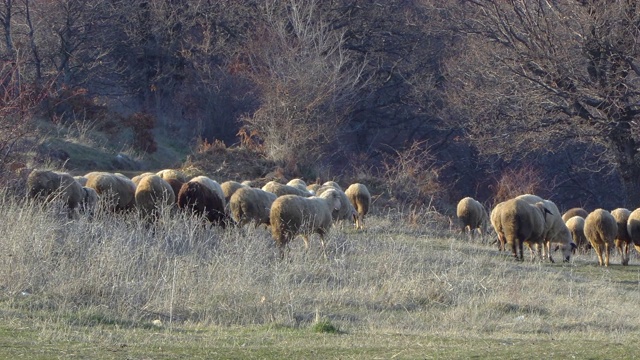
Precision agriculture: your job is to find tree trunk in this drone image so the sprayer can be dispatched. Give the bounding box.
[610,127,640,207]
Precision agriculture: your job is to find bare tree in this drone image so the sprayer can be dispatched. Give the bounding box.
[442,1,640,205]
[240,0,365,171]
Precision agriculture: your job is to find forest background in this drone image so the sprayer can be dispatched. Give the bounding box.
[1,0,639,211]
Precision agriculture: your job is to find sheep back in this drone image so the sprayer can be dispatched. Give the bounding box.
[584,209,617,266]
[230,187,277,227]
[456,197,488,239]
[85,172,136,211]
[628,208,640,252]
[262,181,312,197]
[316,184,356,223]
[135,174,175,219]
[562,207,589,222]
[565,216,587,252]
[221,181,247,204]
[500,198,547,260]
[177,178,226,226]
[345,183,371,230]
[270,189,342,251]
[27,170,84,215]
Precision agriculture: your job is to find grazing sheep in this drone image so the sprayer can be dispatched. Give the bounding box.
[611,208,632,265]
[177,176,226,226]
[562,207,589,222]
[628,208,640,254]
[74,176,88,186]
[85,172,136,211]
[156,169,189,183]
[262,181,312,197]
[131,172,155,186]
[221,180,248,204]
[135,174,175,220]
[27,169,85,218]
[515,194,575,263]
[322,181,342,191]
[80,186,99,216]
[307,183,321,194]
[456,196,488,242]
[565,216,588,254]
[584,209,618,266]
[270,189,342,258]
[229,187,277,227]
[345,183,371,230]
[499,198,549,261]
[490,201,507,251]
[316,184,357,225]
[287,178,308,192]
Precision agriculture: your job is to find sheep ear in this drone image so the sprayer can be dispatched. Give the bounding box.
[570,242,577,250]
[543,207,553,216]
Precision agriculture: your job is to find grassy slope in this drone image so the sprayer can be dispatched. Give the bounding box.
[1,197,640,359]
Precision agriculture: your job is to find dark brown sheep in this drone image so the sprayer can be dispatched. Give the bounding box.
[177,178,226,227]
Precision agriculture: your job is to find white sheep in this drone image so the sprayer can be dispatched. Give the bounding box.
[611,208,632,265]
[262,180,312,197]
[345,183,371,230]
[565,216,587,254]
[456,197,488,242]
[490,201,507,251]
[562,207,589,222]
[584,208,618,267]
[499,198,549,261]
[628,208,640,254]
[229,187,277,228]
[269,189,342,258]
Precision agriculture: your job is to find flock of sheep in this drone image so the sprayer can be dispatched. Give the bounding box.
[457,195,640,266]
[25,169,371,258]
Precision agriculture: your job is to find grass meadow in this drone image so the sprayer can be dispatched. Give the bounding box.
[1,191,640,359]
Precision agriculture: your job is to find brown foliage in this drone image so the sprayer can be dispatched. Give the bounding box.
[125,112,157,154]
[491,165,546,205]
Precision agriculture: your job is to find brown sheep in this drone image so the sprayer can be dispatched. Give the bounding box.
[262,181,312,197]
[307,183,321,194]
[611,208,632,266]
[456,197,488,242]
[156,169,189,183]
[628,208,640,254]
[177,176,226,226]
[80,186,99,217]
[85,172,136,211]
[562,207,589,222]
[490,201,507,251]
[229,187,277,228]
[131,172,155,186]
[584,209,618,267]
[135,174,175,221]
[565,216,588,254]
[270,189,342,258]
[27,169,85,218]
[345,183,371,230]
[500,198,550,261]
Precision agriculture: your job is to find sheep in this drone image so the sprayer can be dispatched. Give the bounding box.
[131,172,155,186]
[345,183,371,230]
[74,175,88,186]
[307,183,321,194]
[27,169,85,218]
[177,176,226,226]
[270,189,342,258]
[499,198,550,261]
[262,181,312,197]
[287,178,308,192]
[515,194,575,263]
[156,169,189,184]
[322,181,342,191]
[565,216,588,254]
[611,208,632,265]
[80,186,99,217]
[134,174,175,221]
[156,169,187,201]
[229,187,277,228]
[455,196,488,242]
[628,208,640,254]
[85,172,136,211]
[584,209,618,266]
[490,201,507,251]
[562,207,589,222]
[221,180,248,204]
[316,184,357,225]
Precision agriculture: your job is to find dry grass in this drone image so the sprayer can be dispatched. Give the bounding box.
[1,190,640,358]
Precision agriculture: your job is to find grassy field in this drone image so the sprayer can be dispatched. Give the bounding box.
[1,193,640,359]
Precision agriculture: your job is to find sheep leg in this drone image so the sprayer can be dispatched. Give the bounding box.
[593,243,604,266]
[546,241,555,263]
[623,242,630,265]
[604,243,611,267]
[302,235,310,249]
